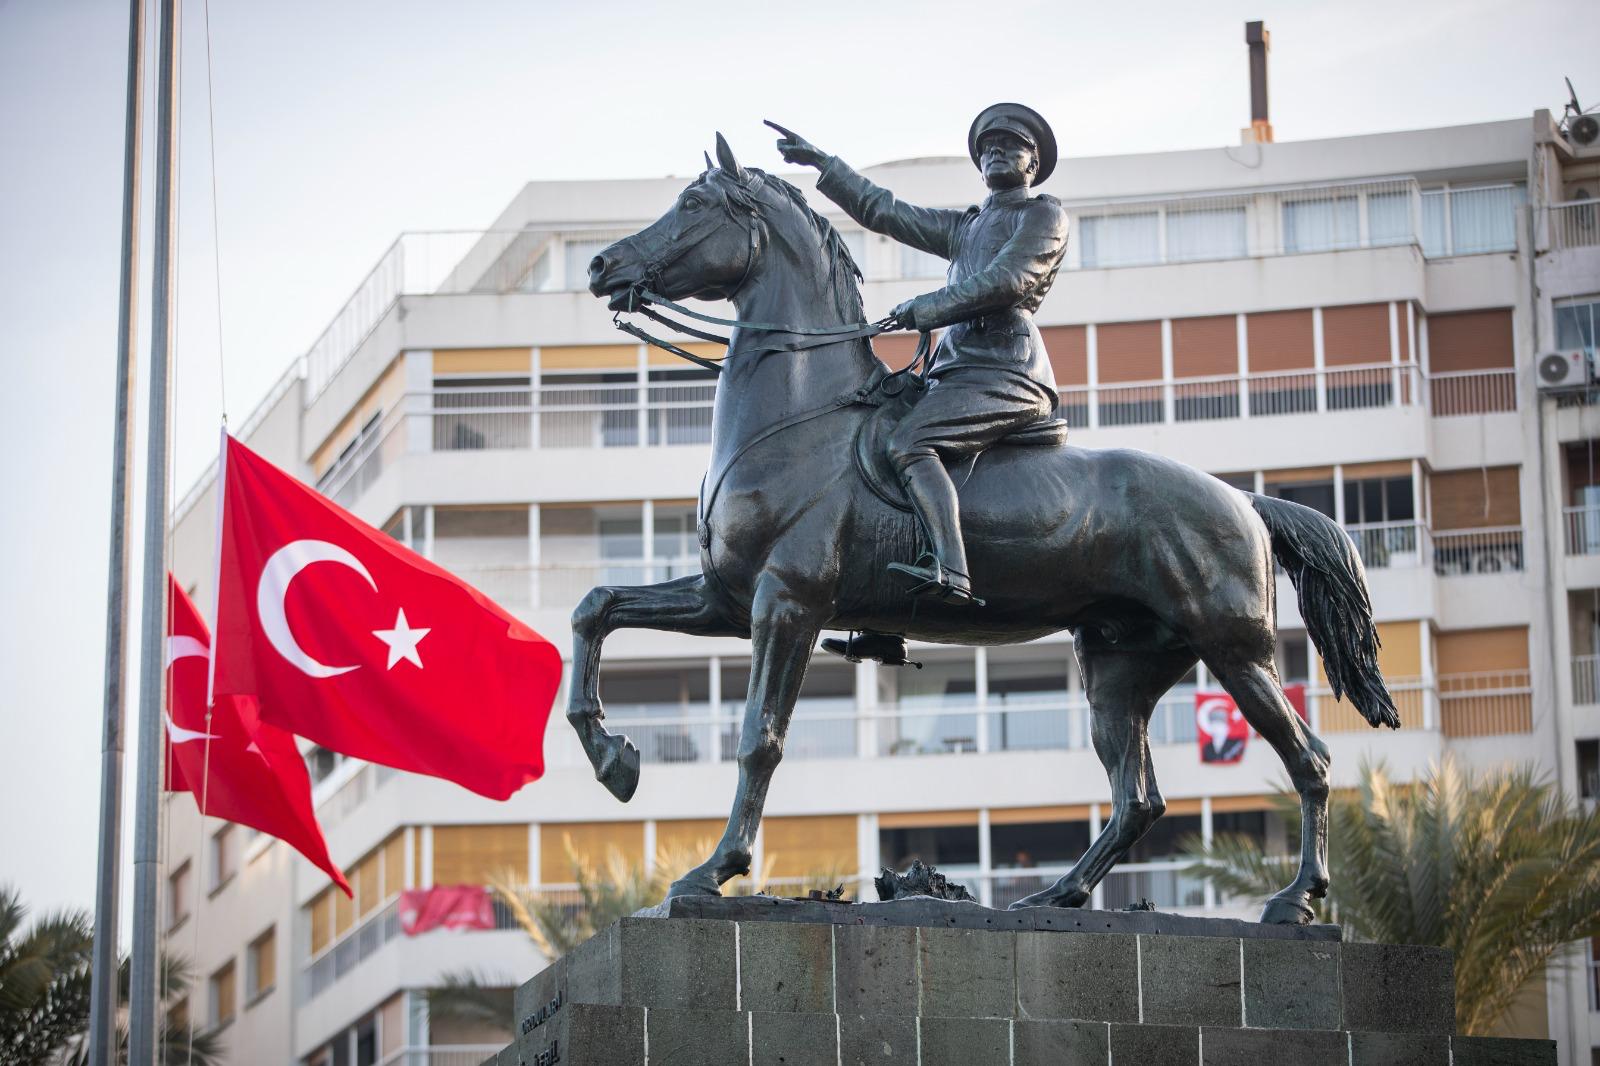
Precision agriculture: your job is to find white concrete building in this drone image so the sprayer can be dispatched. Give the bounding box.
[161,110,1600,1065]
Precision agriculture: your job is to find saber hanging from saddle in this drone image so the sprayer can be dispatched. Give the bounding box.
[611,284,923,373]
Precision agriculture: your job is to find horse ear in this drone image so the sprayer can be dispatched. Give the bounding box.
[715,132,744,179]
[704,150,714,173]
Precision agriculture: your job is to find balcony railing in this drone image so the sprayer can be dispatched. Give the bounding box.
[1548,200,1600,252]
[379,1048,504,1066]
[542,679,1445,773]
[1428,368,1517,417]
[1438,670,1532,738]
[1573,656,1600,706]
[1565,506,1600,556]
[302,896,401,1004]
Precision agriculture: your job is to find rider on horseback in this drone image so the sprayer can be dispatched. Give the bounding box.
[772,103,1070,606]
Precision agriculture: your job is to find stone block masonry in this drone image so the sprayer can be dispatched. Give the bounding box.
[485,897,1554,1066]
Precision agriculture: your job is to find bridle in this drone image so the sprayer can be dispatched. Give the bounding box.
[606,172,920,375]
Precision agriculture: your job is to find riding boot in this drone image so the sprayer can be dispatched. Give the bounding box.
[887,457,983,606]
[820,631,922,668]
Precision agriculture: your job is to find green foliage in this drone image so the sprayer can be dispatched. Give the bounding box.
[0,883,221,1066]
[1183,758,1600,1035]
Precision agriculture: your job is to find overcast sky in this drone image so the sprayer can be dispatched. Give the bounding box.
[1,0,1595,923]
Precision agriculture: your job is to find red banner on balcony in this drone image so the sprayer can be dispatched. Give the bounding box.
[397,885,495,935]
[1196,684,1308,764]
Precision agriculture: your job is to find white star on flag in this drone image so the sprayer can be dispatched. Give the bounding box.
[372,608,431,670]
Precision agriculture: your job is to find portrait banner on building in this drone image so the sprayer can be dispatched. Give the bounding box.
[1195,683,1310,764]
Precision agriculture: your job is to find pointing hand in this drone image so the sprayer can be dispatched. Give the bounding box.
[764,120,829,169]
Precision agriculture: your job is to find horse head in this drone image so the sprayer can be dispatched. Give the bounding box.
[589,134,864,330]
[588,133,765,310]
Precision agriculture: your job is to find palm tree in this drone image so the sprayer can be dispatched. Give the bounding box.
[0,884,92,1064]
[0,883,222,1065]
[1184,758,1600,1035]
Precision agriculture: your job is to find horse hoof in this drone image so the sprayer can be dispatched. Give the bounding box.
[666,872,722,899]
[1007,887,1089,911]
[596,735,641,803]
[1260,895,1315,925]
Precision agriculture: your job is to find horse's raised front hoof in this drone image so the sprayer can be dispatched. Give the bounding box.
[594,734,641,803]
[666,869,723,899]
[1008,884,1090,911]
[1260,893,1316,925]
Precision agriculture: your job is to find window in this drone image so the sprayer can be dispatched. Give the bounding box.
[990,820,1089,869]
[647,368,717,446]
[208,960,236,1029]
[432,376,532,451]
[246,927,276,1002]
[167,862,191,930]
[1283,196,1358,253]
[1080,211,1159,268]
[652,504,700,576]
[1578,739,1598,801]
[210,825,237,891]
[1166,206,1246,262]
[1269,478,1336,518]
[305,745,343,785]
[1343,476,1415,525]
[1276,631,1310,684]
[839,230,868,276]
[1367,190,1413,246]
[539,369,639,448]
[879,824,980,872]
[899,243,946,280]
[1555,297,1599,357]
[1421,185,1526,256]
[561,237,620,291]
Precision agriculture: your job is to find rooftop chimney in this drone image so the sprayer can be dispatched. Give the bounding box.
[1243,21,1274,144]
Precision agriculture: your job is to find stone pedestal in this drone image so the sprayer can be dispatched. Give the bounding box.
[481,896,1555,1066]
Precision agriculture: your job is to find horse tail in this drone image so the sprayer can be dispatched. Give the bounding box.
[1248,493,1400,729]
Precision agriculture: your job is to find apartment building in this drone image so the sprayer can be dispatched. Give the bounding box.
[160,111,1600,1065]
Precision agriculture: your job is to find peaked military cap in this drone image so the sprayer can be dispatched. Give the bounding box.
[968,102,1058,186]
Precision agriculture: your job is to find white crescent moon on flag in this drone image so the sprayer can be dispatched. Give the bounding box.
[165,634,208,667]
[256,539,377,678]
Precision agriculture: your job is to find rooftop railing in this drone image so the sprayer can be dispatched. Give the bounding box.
[1547,199,1600,252]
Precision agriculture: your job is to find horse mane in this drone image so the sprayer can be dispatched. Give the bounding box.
[707,167,866,326]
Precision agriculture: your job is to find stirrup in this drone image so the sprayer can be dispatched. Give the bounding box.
[886,555,985,607]
[821,632,923,668]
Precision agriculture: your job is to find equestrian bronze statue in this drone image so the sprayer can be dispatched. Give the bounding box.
[572,109,1399,925]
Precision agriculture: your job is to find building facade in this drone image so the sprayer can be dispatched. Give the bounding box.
[161,111,1600,1065]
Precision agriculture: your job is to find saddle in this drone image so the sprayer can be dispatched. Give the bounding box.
[853,374,1070,512]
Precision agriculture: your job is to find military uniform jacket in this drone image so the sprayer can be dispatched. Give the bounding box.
[817,157,1070,399]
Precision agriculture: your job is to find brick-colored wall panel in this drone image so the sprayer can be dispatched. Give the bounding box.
[1171,315,1238,379]
[1245,309,1314,371]
[873,333,921,372]
[1041,325,1088,385]
[1436,626,1530,674]
[1096,320,1163,383]
[1428,309,1514,372]
[1322,303,1391,367]
[1430,467,1521,529]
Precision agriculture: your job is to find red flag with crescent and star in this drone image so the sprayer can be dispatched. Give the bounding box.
[1195,684,1309,765]
[164,574,350,895]
[210,434,562,800]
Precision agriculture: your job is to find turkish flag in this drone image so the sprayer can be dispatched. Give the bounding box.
[1195,691,1248,764]
[397,885,496,935]
[164,575,350,895]
[210,434,562,800]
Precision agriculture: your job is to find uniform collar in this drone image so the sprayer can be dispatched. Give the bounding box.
[983,185,1034,209]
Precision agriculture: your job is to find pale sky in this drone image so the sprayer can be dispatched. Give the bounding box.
[1,0,1595,922]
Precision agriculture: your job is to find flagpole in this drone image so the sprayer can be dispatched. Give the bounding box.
[87,0,147,1061]
[128,0,181,1060]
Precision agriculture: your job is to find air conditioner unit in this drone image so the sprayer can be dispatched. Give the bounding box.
[1537,349,1591,391]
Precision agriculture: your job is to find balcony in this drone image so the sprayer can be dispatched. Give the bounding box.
[1548,200,1600,252]
[1343,522,1525,577]
[301,178,1525,404]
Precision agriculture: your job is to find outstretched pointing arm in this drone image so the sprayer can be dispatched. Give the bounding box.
[768,120,963,261]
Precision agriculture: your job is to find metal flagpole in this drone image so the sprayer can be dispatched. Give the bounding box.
[129,0,181,1061]
[87,0,146,1061]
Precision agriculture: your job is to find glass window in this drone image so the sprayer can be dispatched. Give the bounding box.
[1556,298,1599,356]
[209,959,236,1028]
[539,370,638,448]
[211,825,237,889]
[1166,207,1246,262]
[1123,814,1201,862]
[1449,184,1524,255]
[600,661,710,716]
[247,927,276,1001]
[1215,472,1256,492]
[1270,479,1335,518]
[1342,476,1414,524]
[1080,211,1160,268]
[991,820,1089,869]
[1283,197,1358,253]
[562,238,616,291]
[879,824,980,871]
[839,230,867,275]
[1367,190,1413,246]
[305,745,342,785]
[1422,190,1448,256]
[431,376,532,451]
[167,862,191,930]
[888,649,977,709]
[1578,739,1599,800]
[647,367,716,446]
[652,503,700,577]
[899,243,947,280]
[986,646,1070,708]
[1276,630,1310,683]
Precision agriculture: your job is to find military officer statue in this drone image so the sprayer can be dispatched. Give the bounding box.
[770,104,1070,606]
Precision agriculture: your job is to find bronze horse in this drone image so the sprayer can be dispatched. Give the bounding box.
[572,136,1397,924]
